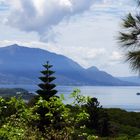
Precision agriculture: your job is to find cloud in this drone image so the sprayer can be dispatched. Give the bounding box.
[3,0,136,42]
[6,0,94,41]
[110,51,123,61]
[93,0,135,8]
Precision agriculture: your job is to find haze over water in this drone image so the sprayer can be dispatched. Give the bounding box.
[0,85,140,112]
[57,86,140,112]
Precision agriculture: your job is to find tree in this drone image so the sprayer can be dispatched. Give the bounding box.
[119,1,140,72]
[36,61,57,100]
[86,98,110,136]
[86,98,102,130]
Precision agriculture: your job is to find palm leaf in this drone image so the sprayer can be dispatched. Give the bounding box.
[126,50,140,73]
[123,13,136,28]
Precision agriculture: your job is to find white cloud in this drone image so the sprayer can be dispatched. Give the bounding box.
[5,0,94,41]
[110,51,123,61]
[2,0,136,42]
[102,0,134,6]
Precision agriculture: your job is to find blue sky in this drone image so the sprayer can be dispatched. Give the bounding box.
[0,0,138,76]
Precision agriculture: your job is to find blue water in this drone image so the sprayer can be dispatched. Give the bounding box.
[0,85,140,112]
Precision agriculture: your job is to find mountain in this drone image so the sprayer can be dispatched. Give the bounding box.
[85,67,133,86]
[118,76,140,84]
[0,44,137,86]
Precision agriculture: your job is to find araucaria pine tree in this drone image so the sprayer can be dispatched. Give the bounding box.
[37,61,57,100]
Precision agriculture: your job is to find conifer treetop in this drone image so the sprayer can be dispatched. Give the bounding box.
[36,61,57,100]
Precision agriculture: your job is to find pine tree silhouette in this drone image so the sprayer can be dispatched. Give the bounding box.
[36,61,57,100]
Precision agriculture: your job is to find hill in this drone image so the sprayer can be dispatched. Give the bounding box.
[118,76,140,85]
[0,44,137,86]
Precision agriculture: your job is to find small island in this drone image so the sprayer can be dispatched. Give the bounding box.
[0,88,35,100]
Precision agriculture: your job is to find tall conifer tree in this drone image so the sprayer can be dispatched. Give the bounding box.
[36,61,57,100]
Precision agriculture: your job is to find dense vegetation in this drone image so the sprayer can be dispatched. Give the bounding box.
[1,91,140,139]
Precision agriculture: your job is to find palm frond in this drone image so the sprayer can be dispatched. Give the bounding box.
[123,13,136,28]
[119,13,140,48]
[119,32,138,47]
[126,50,140,73]
[118,0,140,73]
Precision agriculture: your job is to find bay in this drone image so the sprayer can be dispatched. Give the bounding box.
[0,85,140,112]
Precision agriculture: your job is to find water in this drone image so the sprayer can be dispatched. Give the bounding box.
[0,85,140,112]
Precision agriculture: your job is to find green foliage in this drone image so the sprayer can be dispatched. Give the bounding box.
[87,135,98,140]
[106,108,140,136]
[0,96,27,126]
[33,96,69,131]
[34,89,98,139]
[0,96,41,140]
[0,115,43,140]
[69,89,90,124]
[1,89,140,139]
[70,89,90,106]
[85,97,110,137]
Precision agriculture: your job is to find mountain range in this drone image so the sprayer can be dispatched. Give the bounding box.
[0,44,138,86]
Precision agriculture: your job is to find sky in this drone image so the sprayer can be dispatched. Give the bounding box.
[0,0,138,77]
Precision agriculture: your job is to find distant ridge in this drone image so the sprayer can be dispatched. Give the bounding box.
[0,44,138,86]
[118,76,140,85]
[87,66,99,72]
